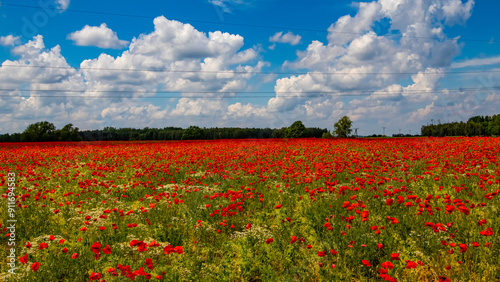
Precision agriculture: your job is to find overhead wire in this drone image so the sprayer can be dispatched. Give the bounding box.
[2,64,500,76]
[0,87,496,99]
[1,2,499,43]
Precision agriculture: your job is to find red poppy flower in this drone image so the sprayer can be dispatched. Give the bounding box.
[317,251,327,257]
[38,243,48,250]
[72,253,80,259]
[290,236,297,244]
[480,228,493,236]
[90,242,101,254]
[381,261,394,269]
[137,242,148,252]
[31,262,40,272]
[362,260,371,267]
[145,258,154,270]
[406,261,417,269]
[164,245,183,254]
[266,238,273,244]
[458,244,467,253]
[390,253,400,260]
[89,272,101,280]
[103,245,112,254]
[174,246,184,254]
[19,253,28,265]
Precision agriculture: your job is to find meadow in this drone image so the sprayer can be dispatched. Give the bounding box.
[0,137,499,281]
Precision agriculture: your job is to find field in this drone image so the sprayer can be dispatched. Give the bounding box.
[0,137,499,281]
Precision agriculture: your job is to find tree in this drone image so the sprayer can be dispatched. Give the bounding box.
[20,121,56,142]
[334,116,352,138]
[285,121,306,138]
[55,124,82,141]
[181,126,204,140]
[322,131,333,138]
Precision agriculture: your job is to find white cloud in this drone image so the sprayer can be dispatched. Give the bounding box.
[0,17,270,133]
[0,35,21,46]
[269,31,301,46]
[2,1,496,136]
[79,16,263,96]
[56,0,71,12]
[442,0,474,25]
[209,0,251,13]
[266,0,478,134]
[68,23,129,49]
[451,56,500,69]
[1,35,76,85]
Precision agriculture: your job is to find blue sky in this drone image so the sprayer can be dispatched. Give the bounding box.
[1,0,499,135]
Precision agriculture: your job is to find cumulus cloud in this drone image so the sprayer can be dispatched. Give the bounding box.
[0,17,269,133]
[56,0,71,12]
[269,31,302,46]
[267,0,479,134]
[0,35,21,46]
[209,0,251,13]
[79,16,264,96]
[68,23,129,49]
[442,0,475,25]
[451,56,500,69]
[2,1,495,136]
[1,35,76,85]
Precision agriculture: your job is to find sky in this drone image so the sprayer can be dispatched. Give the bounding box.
[1,0,499,136]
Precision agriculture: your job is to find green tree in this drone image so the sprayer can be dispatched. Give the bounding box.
[322,131,333,138]
[285,121,306,138]
[334,116,353,138]
[181,126,204,140]
[55,123,82,141]
[20,121,56,142]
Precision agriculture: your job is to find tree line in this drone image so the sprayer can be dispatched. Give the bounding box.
[0,121,329,142]
[421,115,500,137]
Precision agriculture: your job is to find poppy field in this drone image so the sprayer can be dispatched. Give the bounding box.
[0,137,499,281]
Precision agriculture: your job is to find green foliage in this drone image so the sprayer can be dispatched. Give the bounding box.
[333,116,352,138]
[55,123,82,141]
[3,122,324,142]
[1,139,499,281]
[181,126,204,140]
[322,131,333,138]
[20,121,56,142]
[19,122,81,142]
[285,121,307,138]
[421,114,500,137]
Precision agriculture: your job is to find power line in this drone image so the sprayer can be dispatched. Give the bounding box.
[0,87,496,94]
[2,64,500,76]
[1,2,499,43]
[0,87,496,99]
